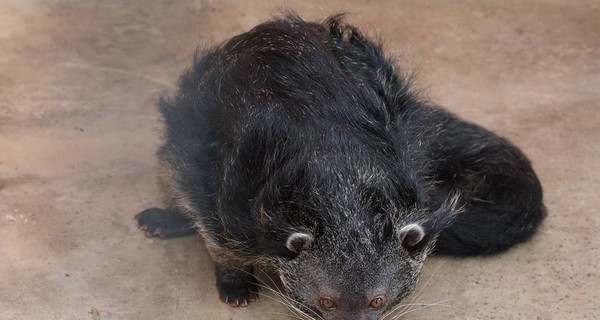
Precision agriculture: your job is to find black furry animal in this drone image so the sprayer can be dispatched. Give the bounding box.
[136,14,545,320]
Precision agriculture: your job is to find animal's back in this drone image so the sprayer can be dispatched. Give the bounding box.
[158,15,429,245]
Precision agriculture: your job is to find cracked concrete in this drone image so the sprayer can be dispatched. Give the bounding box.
[1,1,599,319]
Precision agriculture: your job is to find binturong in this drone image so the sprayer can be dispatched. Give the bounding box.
[135,13,546,320]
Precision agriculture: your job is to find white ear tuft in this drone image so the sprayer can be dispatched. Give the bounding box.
[398,223,425,249]
[286,232,313,254]
[444,190,462,215]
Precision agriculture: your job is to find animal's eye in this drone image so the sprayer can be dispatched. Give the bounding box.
[369,296,385,309]
[319,297,336,310]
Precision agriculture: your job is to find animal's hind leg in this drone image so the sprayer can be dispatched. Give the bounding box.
[135,207,196,238]
[429,112,545,255]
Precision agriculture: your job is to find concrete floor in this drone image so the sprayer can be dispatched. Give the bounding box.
[1,1,598,319]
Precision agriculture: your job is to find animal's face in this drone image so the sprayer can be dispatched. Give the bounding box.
[276,220,433,320]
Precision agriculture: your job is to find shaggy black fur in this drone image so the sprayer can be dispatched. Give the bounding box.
[136,13,545,318]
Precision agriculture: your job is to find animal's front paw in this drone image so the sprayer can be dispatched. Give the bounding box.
[135,207,196,239]
[216,266,259,307]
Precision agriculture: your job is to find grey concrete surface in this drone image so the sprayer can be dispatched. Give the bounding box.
[1,1,599,319]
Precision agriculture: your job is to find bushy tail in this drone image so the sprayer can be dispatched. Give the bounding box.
[429,116,547,256]
[434,192,546,256]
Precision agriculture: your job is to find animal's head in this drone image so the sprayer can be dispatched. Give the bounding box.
[269,191,460,320]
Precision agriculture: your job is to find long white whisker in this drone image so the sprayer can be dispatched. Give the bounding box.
[257,268,324,320]
[251,277,320,320]
[382,261,447,319]
[391,298,463,320]
[255,310,308,320]
[257,292,305,319]
[257,289,299,314]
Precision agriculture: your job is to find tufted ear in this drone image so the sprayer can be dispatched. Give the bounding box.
[285,232,314,254]
[439,190,462,216]
[398,223,425,250]
[426,190,463,235]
